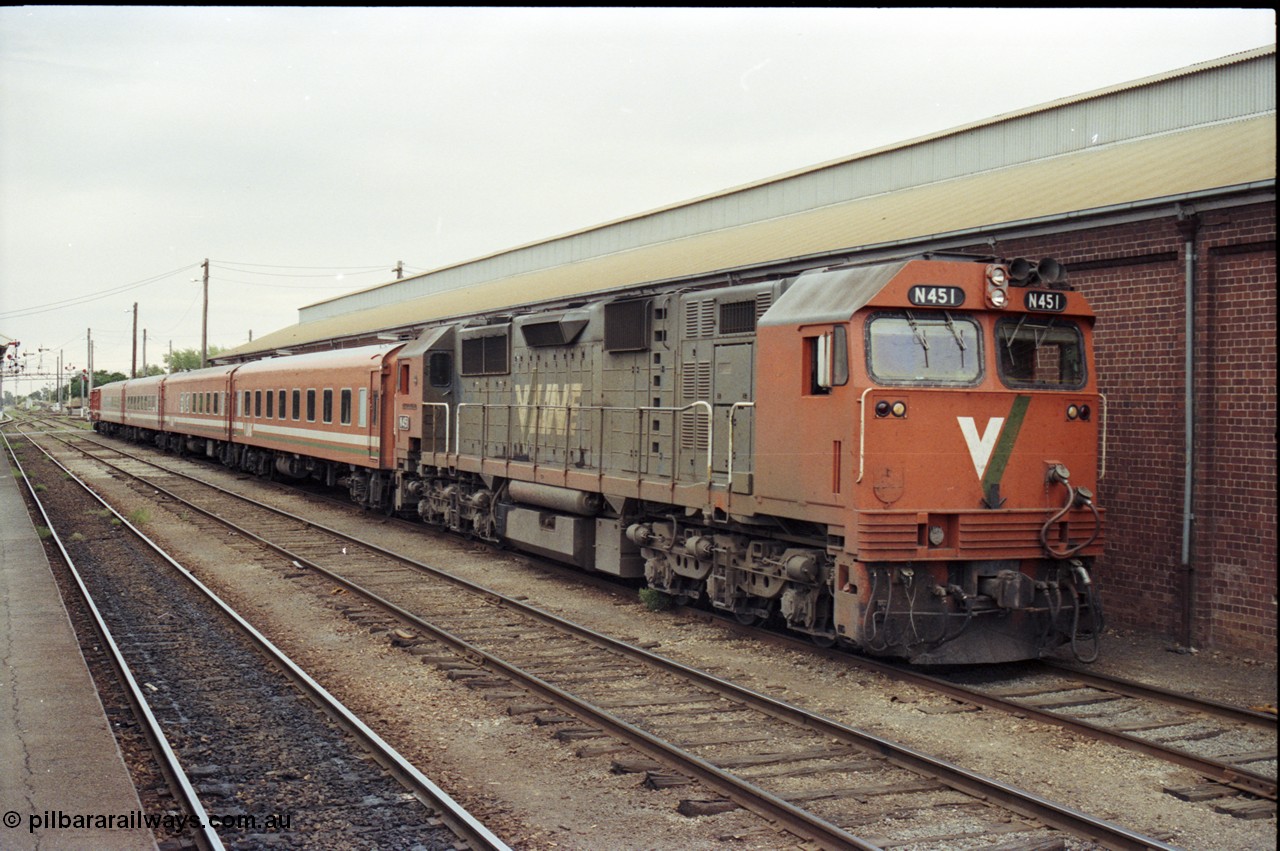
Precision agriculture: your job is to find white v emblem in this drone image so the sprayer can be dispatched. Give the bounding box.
[957,416,1004,480]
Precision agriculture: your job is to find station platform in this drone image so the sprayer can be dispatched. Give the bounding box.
[0,448,156,850]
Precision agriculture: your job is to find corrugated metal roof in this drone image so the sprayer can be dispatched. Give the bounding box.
[293,45,1275,326]
[223,113,1274,360]
[221,46,1276,361]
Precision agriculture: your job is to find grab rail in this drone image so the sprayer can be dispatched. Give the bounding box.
[450,400,714,485]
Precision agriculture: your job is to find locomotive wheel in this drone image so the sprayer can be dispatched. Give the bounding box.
[734,611,763,626]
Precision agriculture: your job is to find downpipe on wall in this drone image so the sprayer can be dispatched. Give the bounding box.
[1176,207,1201,651]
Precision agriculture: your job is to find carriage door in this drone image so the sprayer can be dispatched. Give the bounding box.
[364,367,378,463]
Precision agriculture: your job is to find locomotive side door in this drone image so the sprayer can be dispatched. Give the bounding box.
[712,342,754,491]
[753,320,853,512]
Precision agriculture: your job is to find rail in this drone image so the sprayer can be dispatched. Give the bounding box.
[10,428,511,851]
[3,432,227,851]
[1099,392,1108,479]
[727,402,754,493]
[856,387,873,484]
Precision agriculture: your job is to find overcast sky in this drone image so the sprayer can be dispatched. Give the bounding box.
[0,7,1274,387]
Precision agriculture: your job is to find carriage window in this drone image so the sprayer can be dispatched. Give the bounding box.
[996,317,1086,389]
[265,389,274,419]
[322,389,333,424]
[213,392,220,415]
[867,311,982,386]
[340,389,352,426]
[306,389,316,422]
[278,390,286,420]
[358,388,368,428]
[254,390,262,418]
[292,389,301,421]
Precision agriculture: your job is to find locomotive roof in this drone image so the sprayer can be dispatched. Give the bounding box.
[759,262,908,327]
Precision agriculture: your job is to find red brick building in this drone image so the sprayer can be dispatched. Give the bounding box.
[958,202,1276,658]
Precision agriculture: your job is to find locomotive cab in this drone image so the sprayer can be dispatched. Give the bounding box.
[754,257,1105,664]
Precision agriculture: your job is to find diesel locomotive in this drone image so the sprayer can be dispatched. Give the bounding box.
[92,254,1105,664]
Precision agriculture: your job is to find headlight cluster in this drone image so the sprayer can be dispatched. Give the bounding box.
[875,400,908,418]
[1066,404,1092,421]
[986,264,1009,309]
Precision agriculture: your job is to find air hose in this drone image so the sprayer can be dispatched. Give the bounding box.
[1040,464,1101,559]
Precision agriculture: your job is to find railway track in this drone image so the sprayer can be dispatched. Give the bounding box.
[937,662,1275,808]
[703,620,1276,813]
[18,422,1183,850]
[4,427,509,851]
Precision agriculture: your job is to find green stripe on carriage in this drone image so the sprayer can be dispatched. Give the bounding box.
[248,434,375,457]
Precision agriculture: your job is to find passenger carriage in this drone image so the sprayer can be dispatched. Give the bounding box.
[161,365,237,457]
[229,346,400,487]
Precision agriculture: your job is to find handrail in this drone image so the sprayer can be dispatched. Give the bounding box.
[856,387,873,484]
[1098,392,1107,480]
[449,400,715,486]
[727,402,754,493]
[639,400,713,484]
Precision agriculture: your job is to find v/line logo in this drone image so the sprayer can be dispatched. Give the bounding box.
[957,416,1004,480]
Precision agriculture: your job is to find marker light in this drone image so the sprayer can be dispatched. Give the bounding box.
[875,401,891,418]
[986,265,1010,309]
[891,401,907,418]
[1067,405,1080,420]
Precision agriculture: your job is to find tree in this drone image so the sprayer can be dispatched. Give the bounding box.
[163,345,226,372]
[68,370,127,398]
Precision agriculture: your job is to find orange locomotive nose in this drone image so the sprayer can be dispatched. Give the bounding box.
[755,257,1105,663]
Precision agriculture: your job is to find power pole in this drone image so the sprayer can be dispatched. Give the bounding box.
[201,258,209,368]
[87,330,93,419]
[131,301,138,378]
[394,260,403,280]
[142,328,148,376]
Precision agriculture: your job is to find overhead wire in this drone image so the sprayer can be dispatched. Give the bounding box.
[0,263,202,320]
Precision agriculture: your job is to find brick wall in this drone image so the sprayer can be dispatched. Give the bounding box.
[962,200,1276,660]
